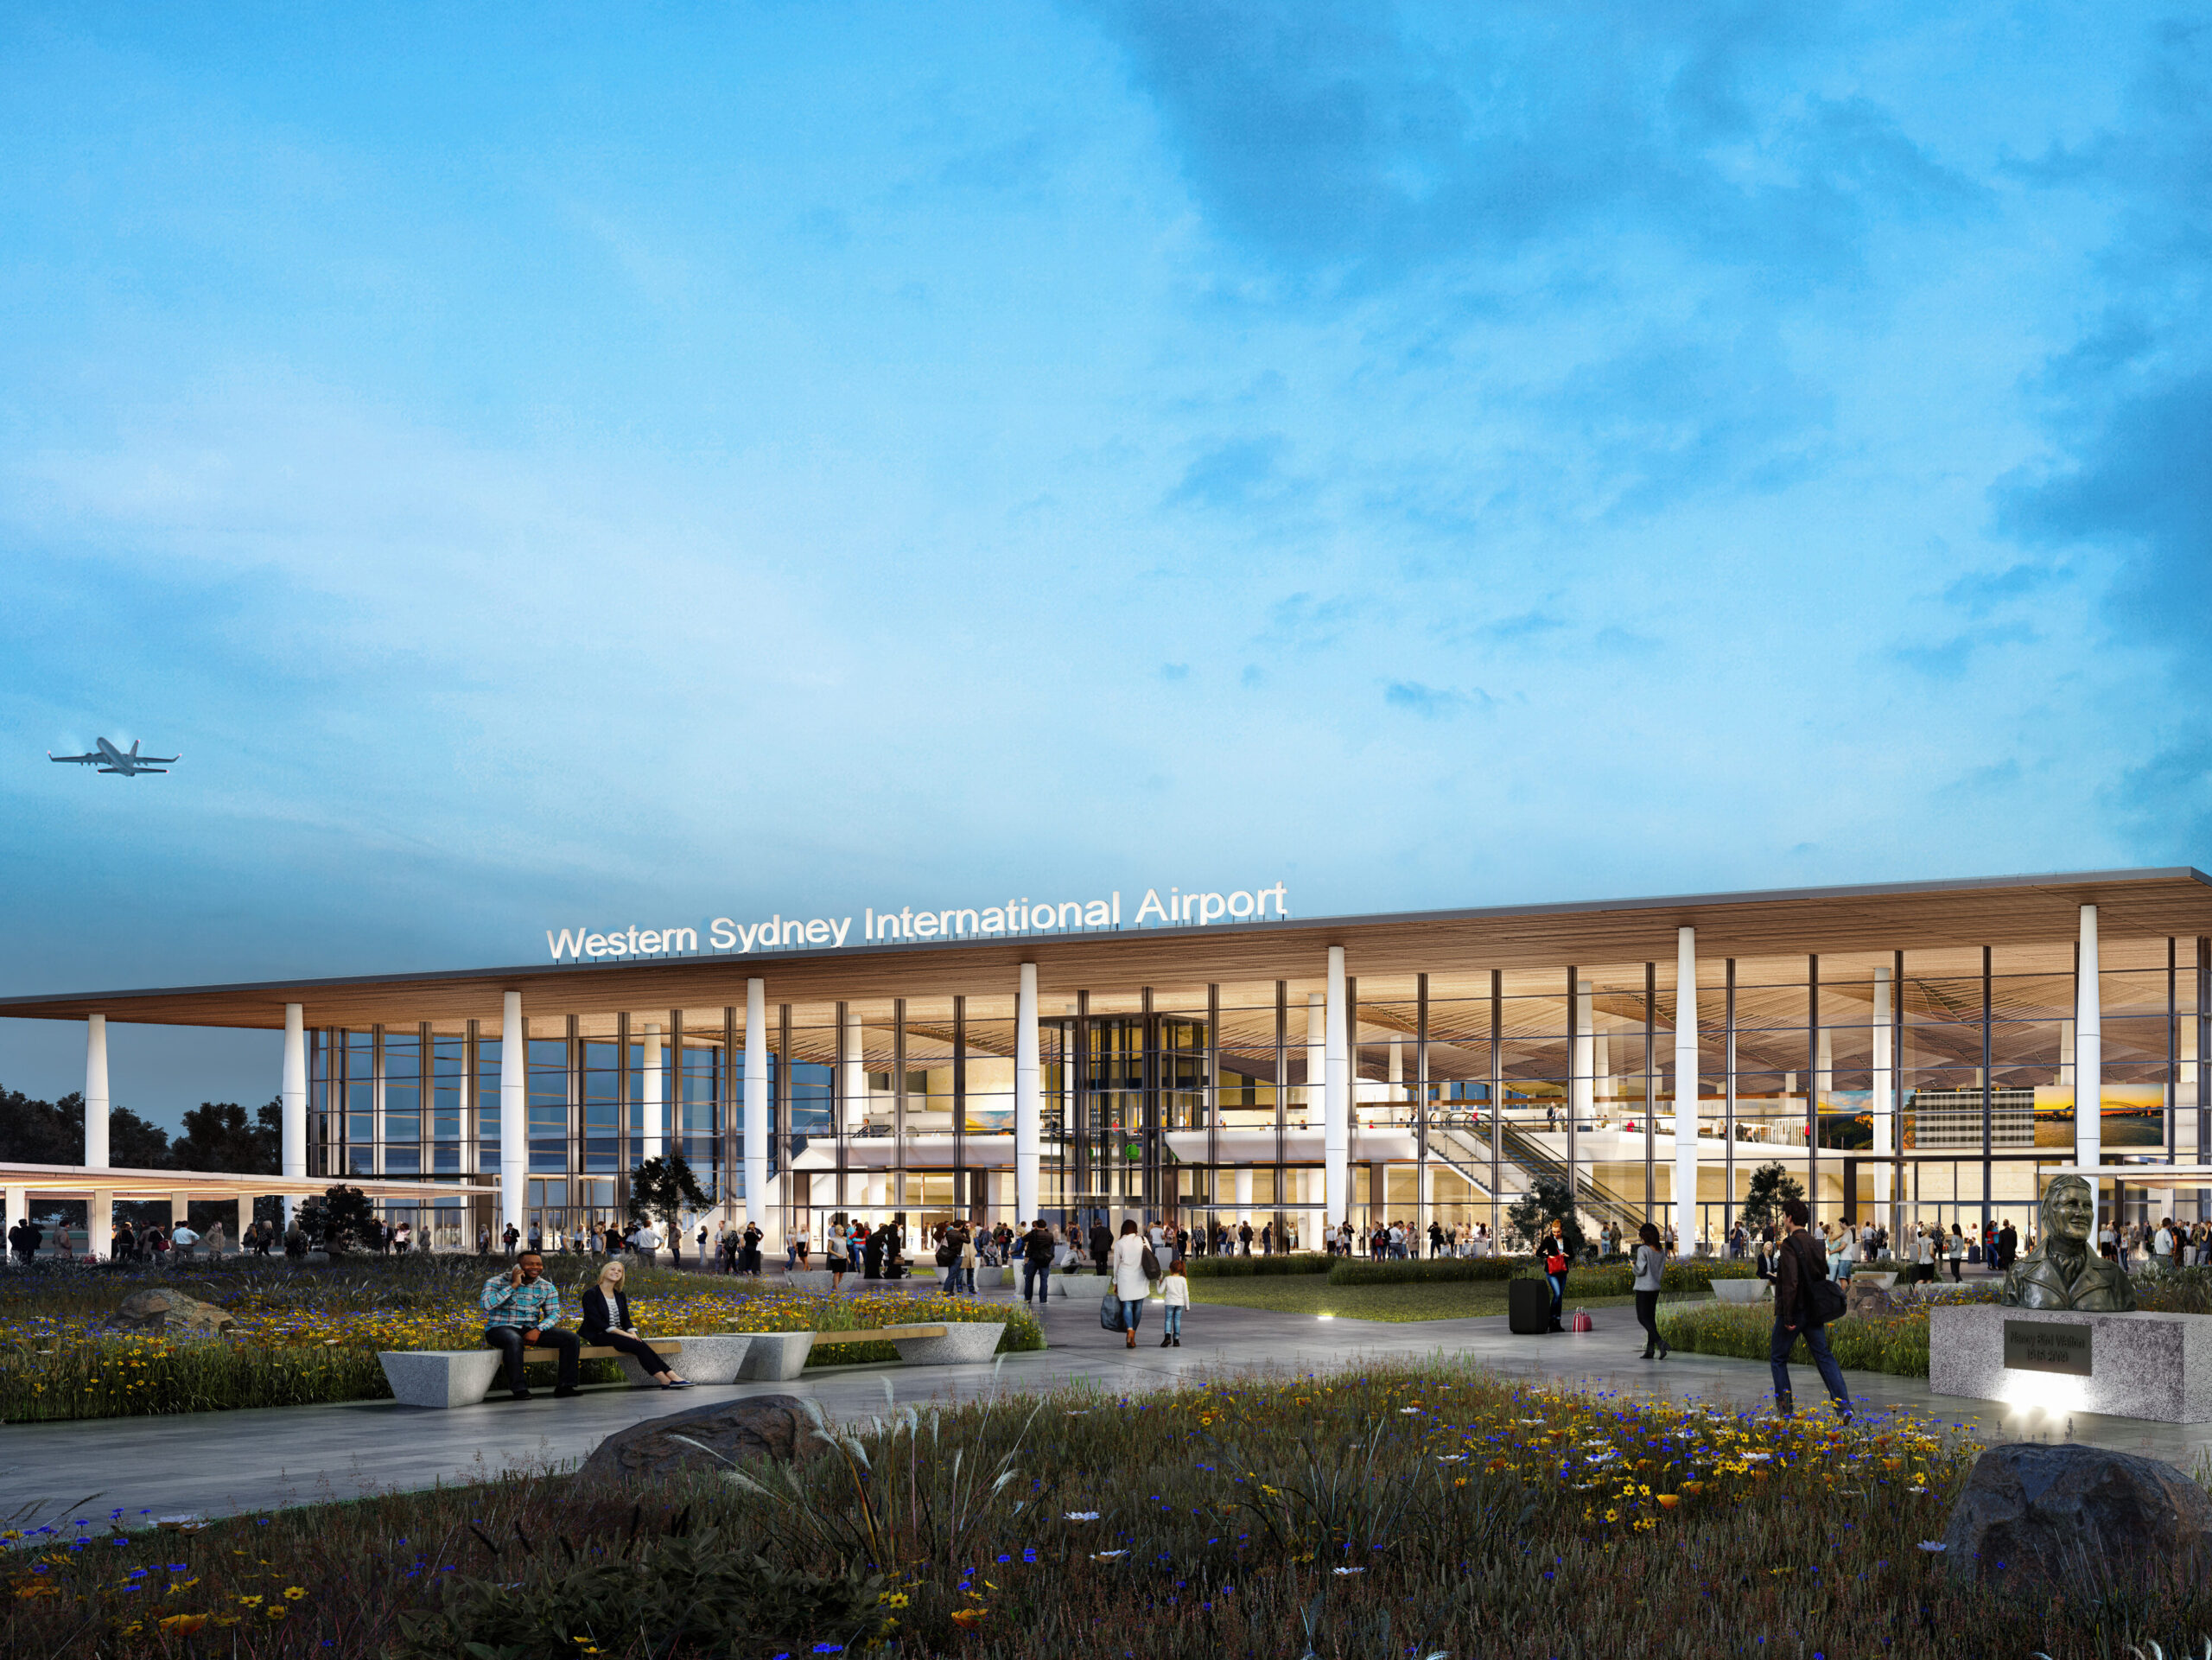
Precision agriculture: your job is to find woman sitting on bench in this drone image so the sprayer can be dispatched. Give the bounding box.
[580,1260,691,1390]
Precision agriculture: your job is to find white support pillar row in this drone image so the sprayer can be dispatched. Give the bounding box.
[1871,968,1894,1217]
[281,1003,307,1227]
[841,1008,866,1133]
[744,981,769,1226]
[1673,927,1700,1251]
[1015,963,1040,1225]
[641,1022,665,1161]
[1325,946,1351,1229]
[499,991,526,1241]
[2077,903,2102,1224]
[84,1014,110,1169]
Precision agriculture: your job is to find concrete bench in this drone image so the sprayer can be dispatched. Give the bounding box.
[378,1332,756,1408]
[737,1320,1008,1379]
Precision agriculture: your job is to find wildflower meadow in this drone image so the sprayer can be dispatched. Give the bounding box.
[0,1256,1039,1422]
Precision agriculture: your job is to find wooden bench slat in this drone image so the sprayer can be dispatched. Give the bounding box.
[810,1324,949,1344]
[520,1339,685,1362]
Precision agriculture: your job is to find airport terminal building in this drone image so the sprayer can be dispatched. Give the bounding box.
[6,868,2210,1253]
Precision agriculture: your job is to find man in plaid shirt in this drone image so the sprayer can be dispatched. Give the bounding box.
[481,1251,580,1399]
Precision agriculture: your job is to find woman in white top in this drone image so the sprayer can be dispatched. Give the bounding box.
[1109,1219,1154,1351]
[1630,1223,1669,1360]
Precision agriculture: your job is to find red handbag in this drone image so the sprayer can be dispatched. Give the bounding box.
[1568,1309,1593,1333]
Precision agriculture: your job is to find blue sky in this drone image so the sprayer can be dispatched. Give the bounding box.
[3,3,2208,1120]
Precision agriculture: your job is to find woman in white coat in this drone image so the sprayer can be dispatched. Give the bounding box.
[1109,1218,1154,1351]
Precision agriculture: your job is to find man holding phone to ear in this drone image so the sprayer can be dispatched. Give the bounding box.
[481,1250,581,1401]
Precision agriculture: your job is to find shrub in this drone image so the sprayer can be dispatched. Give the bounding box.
[1187,1254,1332,1278]
[1327,1255,1532,1285]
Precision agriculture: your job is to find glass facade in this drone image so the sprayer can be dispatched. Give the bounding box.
[293,918,2209,1252]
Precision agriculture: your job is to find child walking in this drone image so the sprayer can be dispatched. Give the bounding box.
[1160,1256,1188,1348]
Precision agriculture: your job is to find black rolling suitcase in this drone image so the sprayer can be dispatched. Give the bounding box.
[1508,1277,1551,1335]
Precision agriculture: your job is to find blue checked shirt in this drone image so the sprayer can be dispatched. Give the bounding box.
[481,1272,561,1332]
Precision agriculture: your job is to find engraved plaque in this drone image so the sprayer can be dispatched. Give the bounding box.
[2004,1319,2092,1377]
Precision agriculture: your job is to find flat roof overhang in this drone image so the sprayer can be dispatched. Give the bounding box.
[1,867,2208,1032]
[0,1163,496,1200]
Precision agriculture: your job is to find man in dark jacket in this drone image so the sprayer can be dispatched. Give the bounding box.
[1771,1198,1853,1421]
[1021,1219,1055,1306]
[1089,1219,1112,1276]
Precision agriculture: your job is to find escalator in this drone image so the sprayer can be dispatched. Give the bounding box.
[1418,1110,1645,1235]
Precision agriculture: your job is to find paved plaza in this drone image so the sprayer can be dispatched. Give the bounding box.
[10,1278,2209,1525]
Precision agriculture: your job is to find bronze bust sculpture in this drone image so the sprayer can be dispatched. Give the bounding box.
[1998,1173,2136,1312]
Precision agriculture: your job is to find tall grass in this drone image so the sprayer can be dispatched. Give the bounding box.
[7,1360,2203,1658]
[1657,1299,1936,1376]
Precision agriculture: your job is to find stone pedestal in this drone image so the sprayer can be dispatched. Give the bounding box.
[1929,1305,2212,1423]
[736,1332,816,1381]
[613,1333,754,1386]
[893,1322,1005,1364]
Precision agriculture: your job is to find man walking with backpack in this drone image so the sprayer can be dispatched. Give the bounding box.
[1771,1198,1853,1422]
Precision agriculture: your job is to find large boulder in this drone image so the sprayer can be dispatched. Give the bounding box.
[1941,1442,2212,1588]
[110,1288,236,1338]
[579,1395,826,1485]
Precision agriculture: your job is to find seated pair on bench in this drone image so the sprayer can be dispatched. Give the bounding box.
[480,1254,691,1400]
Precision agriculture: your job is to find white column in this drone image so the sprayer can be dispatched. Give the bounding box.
[2077,903,2102,1220]
[1871,968,1894,1216]
[1324,947,1351,1227]
[84,1014,110,1168]
[1815,1028,1834,1107]
[90,1190,112,1262]
[1389,1037,1404,1103]
[170,1190,190,1228]
[237,1193,254,1249]
[1015,963,1040,1224]
[499,991,525,1240]
[641,1022,664,1161]
[841,1008,866,1133]
[281,1004,307,1226]
[1674,927,1700,1250]
[3,1186,25,1235]
[1233,1164,1254,1219]
[744,980,769,1226]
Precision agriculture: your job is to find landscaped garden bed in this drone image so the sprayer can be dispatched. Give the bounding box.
[5,1358,2190,1657]
[0,1256,1039,1422]
[1658,1264,2212,1380]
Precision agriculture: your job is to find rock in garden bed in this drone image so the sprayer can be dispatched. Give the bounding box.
[1941,1442,2212,1588]
[579,1393,826,1484]
[104,1288,237,1338]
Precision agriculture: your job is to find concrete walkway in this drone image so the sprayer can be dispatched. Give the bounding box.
[7,1281,2202,1525]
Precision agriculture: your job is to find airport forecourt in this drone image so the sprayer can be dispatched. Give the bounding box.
[4,866,2211,1255]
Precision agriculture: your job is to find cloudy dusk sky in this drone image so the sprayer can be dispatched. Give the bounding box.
[3,3,2207,1118]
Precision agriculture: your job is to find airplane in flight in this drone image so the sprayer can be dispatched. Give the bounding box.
[48,738,182,776]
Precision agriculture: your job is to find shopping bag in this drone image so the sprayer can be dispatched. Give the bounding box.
[1100,1291,1125,1332]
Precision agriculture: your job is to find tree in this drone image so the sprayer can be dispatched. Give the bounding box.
[173,1099,281,1173]
[1507,1173,1586,1259]
[629,1154,711,1241]
[1739,1161,1804,1236]
[0,1088,175,1169]
[298,1184,379,1255]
